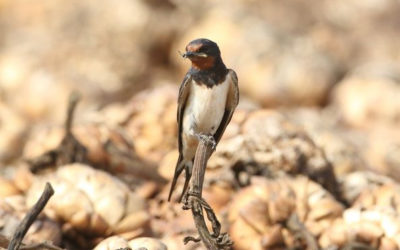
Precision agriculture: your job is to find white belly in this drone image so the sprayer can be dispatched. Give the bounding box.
[183,79,229,135]
[181,79,230,161]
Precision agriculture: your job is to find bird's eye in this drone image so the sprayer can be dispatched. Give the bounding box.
[200,47,209,53]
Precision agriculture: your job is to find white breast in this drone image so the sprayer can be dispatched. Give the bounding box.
[183,78,230,135]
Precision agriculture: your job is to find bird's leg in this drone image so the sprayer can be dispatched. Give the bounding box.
[187,130,217,151]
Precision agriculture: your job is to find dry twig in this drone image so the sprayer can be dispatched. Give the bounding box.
[28,92,87,172]
[182,135,233,250]
[7,183,58,250]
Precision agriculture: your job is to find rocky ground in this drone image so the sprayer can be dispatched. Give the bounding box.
[1,0,400,249]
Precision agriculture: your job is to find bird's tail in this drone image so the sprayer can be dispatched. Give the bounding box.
[167,156,193,202]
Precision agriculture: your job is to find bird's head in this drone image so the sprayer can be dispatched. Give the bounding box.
[182,38,221,70]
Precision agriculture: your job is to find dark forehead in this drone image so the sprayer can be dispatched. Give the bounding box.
[186,38,218,51]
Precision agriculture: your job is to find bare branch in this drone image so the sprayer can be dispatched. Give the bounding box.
[183,135,233,250]
[28,92,87,173]
[65,91,81,135]
[8,183,55,250]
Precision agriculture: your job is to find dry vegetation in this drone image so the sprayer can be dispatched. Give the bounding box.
[1,0,400,249]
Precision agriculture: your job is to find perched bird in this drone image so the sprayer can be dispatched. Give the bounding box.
[168,38,239,202]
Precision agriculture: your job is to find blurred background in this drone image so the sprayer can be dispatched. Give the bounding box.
[2,0,400,177]
[1,0,400,249]
[1,0,400,117]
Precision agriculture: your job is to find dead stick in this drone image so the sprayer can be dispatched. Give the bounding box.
[28,91,86,172]
[186,137,232,250]
[189,139,215,249]
[65,91,81,135]
[190,138,212,197]
[8,183,55,250]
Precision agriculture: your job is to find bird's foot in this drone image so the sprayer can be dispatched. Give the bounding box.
[196,133,217,151]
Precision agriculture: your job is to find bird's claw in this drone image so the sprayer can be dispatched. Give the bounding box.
[196,133,217,151]
[211,140,217,151]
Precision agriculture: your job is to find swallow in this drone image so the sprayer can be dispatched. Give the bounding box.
[168,38,239,202]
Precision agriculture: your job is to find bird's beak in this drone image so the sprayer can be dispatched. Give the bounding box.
[182,51,208,58]
[182,51,194,58]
